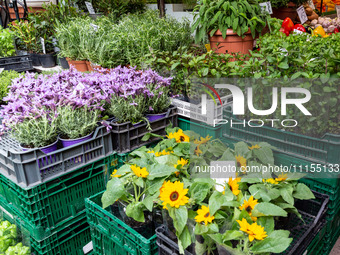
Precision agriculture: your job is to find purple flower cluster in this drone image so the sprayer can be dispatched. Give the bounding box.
[0,66,172,131]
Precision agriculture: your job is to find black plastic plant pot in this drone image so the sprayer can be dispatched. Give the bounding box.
[59,57,69,69]
[30,53,41,66]
[38,53,56,68]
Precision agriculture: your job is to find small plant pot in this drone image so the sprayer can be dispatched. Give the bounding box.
[39,140,58,153]
[20,139,58,153]
[66,58,88,72]
[17,50,28,56]
[208,29,254,55]
[38,53,56,68]
[59,132,93,148]
[117,201,154,239]
[30,53,41,66]
[59,57,69,69]
[146,112,167,122]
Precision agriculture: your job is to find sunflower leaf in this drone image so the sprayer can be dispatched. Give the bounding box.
[169,206,188,235]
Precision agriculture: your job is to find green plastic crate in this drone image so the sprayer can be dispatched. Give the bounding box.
[304,220,327,255]
[300,178,340,217]
[85,191,158,255]
[178,117,223,139]
[221,135,340,189]
[0,154,116,241]
[223,109,340,165]
[0,194,91,255]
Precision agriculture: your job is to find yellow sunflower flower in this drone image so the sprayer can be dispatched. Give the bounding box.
[130,165,149,178]
[237,218,268,242]
[159,181,189,209]
[174,158,188,176]
[224,177,241,196]
[194,135,212,145]
[248,144,261,150]
[195,205,215,225]
[167,129,190,143]
[110,169,121,178]
[239,196,258,222]
[263,178,279,184]
[235,155,247,169]
[275,173,288,182]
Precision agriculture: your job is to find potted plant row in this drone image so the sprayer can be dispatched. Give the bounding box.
[0,66,174,154]
[100,127,316,254]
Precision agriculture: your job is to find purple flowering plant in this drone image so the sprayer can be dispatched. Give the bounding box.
[0,66,172,147]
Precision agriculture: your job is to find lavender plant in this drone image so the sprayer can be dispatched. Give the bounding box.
[57,106,99,139]
[10,114,58,148]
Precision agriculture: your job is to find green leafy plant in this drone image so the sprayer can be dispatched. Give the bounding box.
[10,21,37,53]
[0,28,15,57]
[192,0,269,42]
[57,106,99,139]
[10,114,58,148]
[108,94,147,124]
[268,0,307,8]
[94,0,146,18]
[0,71,21,104]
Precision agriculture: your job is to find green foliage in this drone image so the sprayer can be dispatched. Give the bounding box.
[56,10,192,65]
[93,0,146,18]
[10,21,37,53]
[269,0,307,8]
[0,28,15,57]
[0,71,21,103]
[10,114,58,148]
[192,0,270,42]
[108,94,147,124]
[57,106,99,139]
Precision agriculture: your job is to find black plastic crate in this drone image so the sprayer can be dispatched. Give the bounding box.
[0,124,113,188]
[0,55,33,72]
[156,191,329,255]
[110,106,178,153]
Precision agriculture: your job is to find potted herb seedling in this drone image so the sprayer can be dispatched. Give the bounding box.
[57,106,99,147]
[108,94,147,126]
[192,0,269,55]
[145,84,172,122]
[0,27,16,58]
[10,113,58,153]
[10,21,40,66]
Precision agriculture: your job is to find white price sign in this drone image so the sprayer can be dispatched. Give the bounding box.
[336,5,340,19]
[308,0,316,9]
[40,37,46,54]
[85,1,95,14]
[297,5,308,24]
[259,2,273,14]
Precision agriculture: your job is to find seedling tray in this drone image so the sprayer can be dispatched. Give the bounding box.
[0,55,33,72]
[0,124,113,188]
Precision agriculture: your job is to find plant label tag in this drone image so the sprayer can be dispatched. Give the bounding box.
[336,5,340,19]
[85,1,95,14]
[293,29,304,34]
[308,0,316,9]
[297,6,308,24]
[83,241,93,254]
[259,2,273,14]
[205,44,211,52]
[90,23,99,31]
[0,68,4,74]
[40,37,46,54]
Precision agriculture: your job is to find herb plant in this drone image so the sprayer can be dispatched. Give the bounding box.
[11,114,58,148]
[0,28,15,57]
[0,71,21,104]
[57,106,99,139]
[192,0,269,42]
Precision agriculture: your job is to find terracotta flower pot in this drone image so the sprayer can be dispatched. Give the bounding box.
[208,29,254,55]
[271,2,297,21]
[66,58,88,72]
[86,61,102,72]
